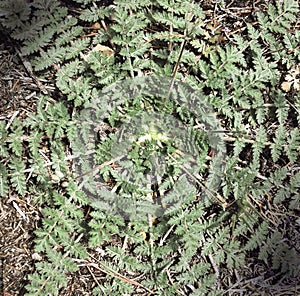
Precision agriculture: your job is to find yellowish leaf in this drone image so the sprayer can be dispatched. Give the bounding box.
[139,231,147,240]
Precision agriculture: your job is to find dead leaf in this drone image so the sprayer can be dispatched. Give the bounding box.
[281,65,300,92]
[281,81,292,92]
[32,252,43,261]
[91,22,101,29]
[92,44,114,58]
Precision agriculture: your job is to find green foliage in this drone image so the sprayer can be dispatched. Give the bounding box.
[0,0,299,294]
[0,164,9,197]
[0,97,89,294]
[0,0,85,70]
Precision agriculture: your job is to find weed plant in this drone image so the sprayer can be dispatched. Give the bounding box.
[0,0,299,294]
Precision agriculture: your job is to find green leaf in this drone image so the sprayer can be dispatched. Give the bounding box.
[9,157,26,196]
[0,164,9,197]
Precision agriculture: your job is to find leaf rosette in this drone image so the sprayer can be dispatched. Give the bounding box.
[71,76,226,221]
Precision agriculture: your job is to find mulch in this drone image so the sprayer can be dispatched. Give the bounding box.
[0,38,40,295]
